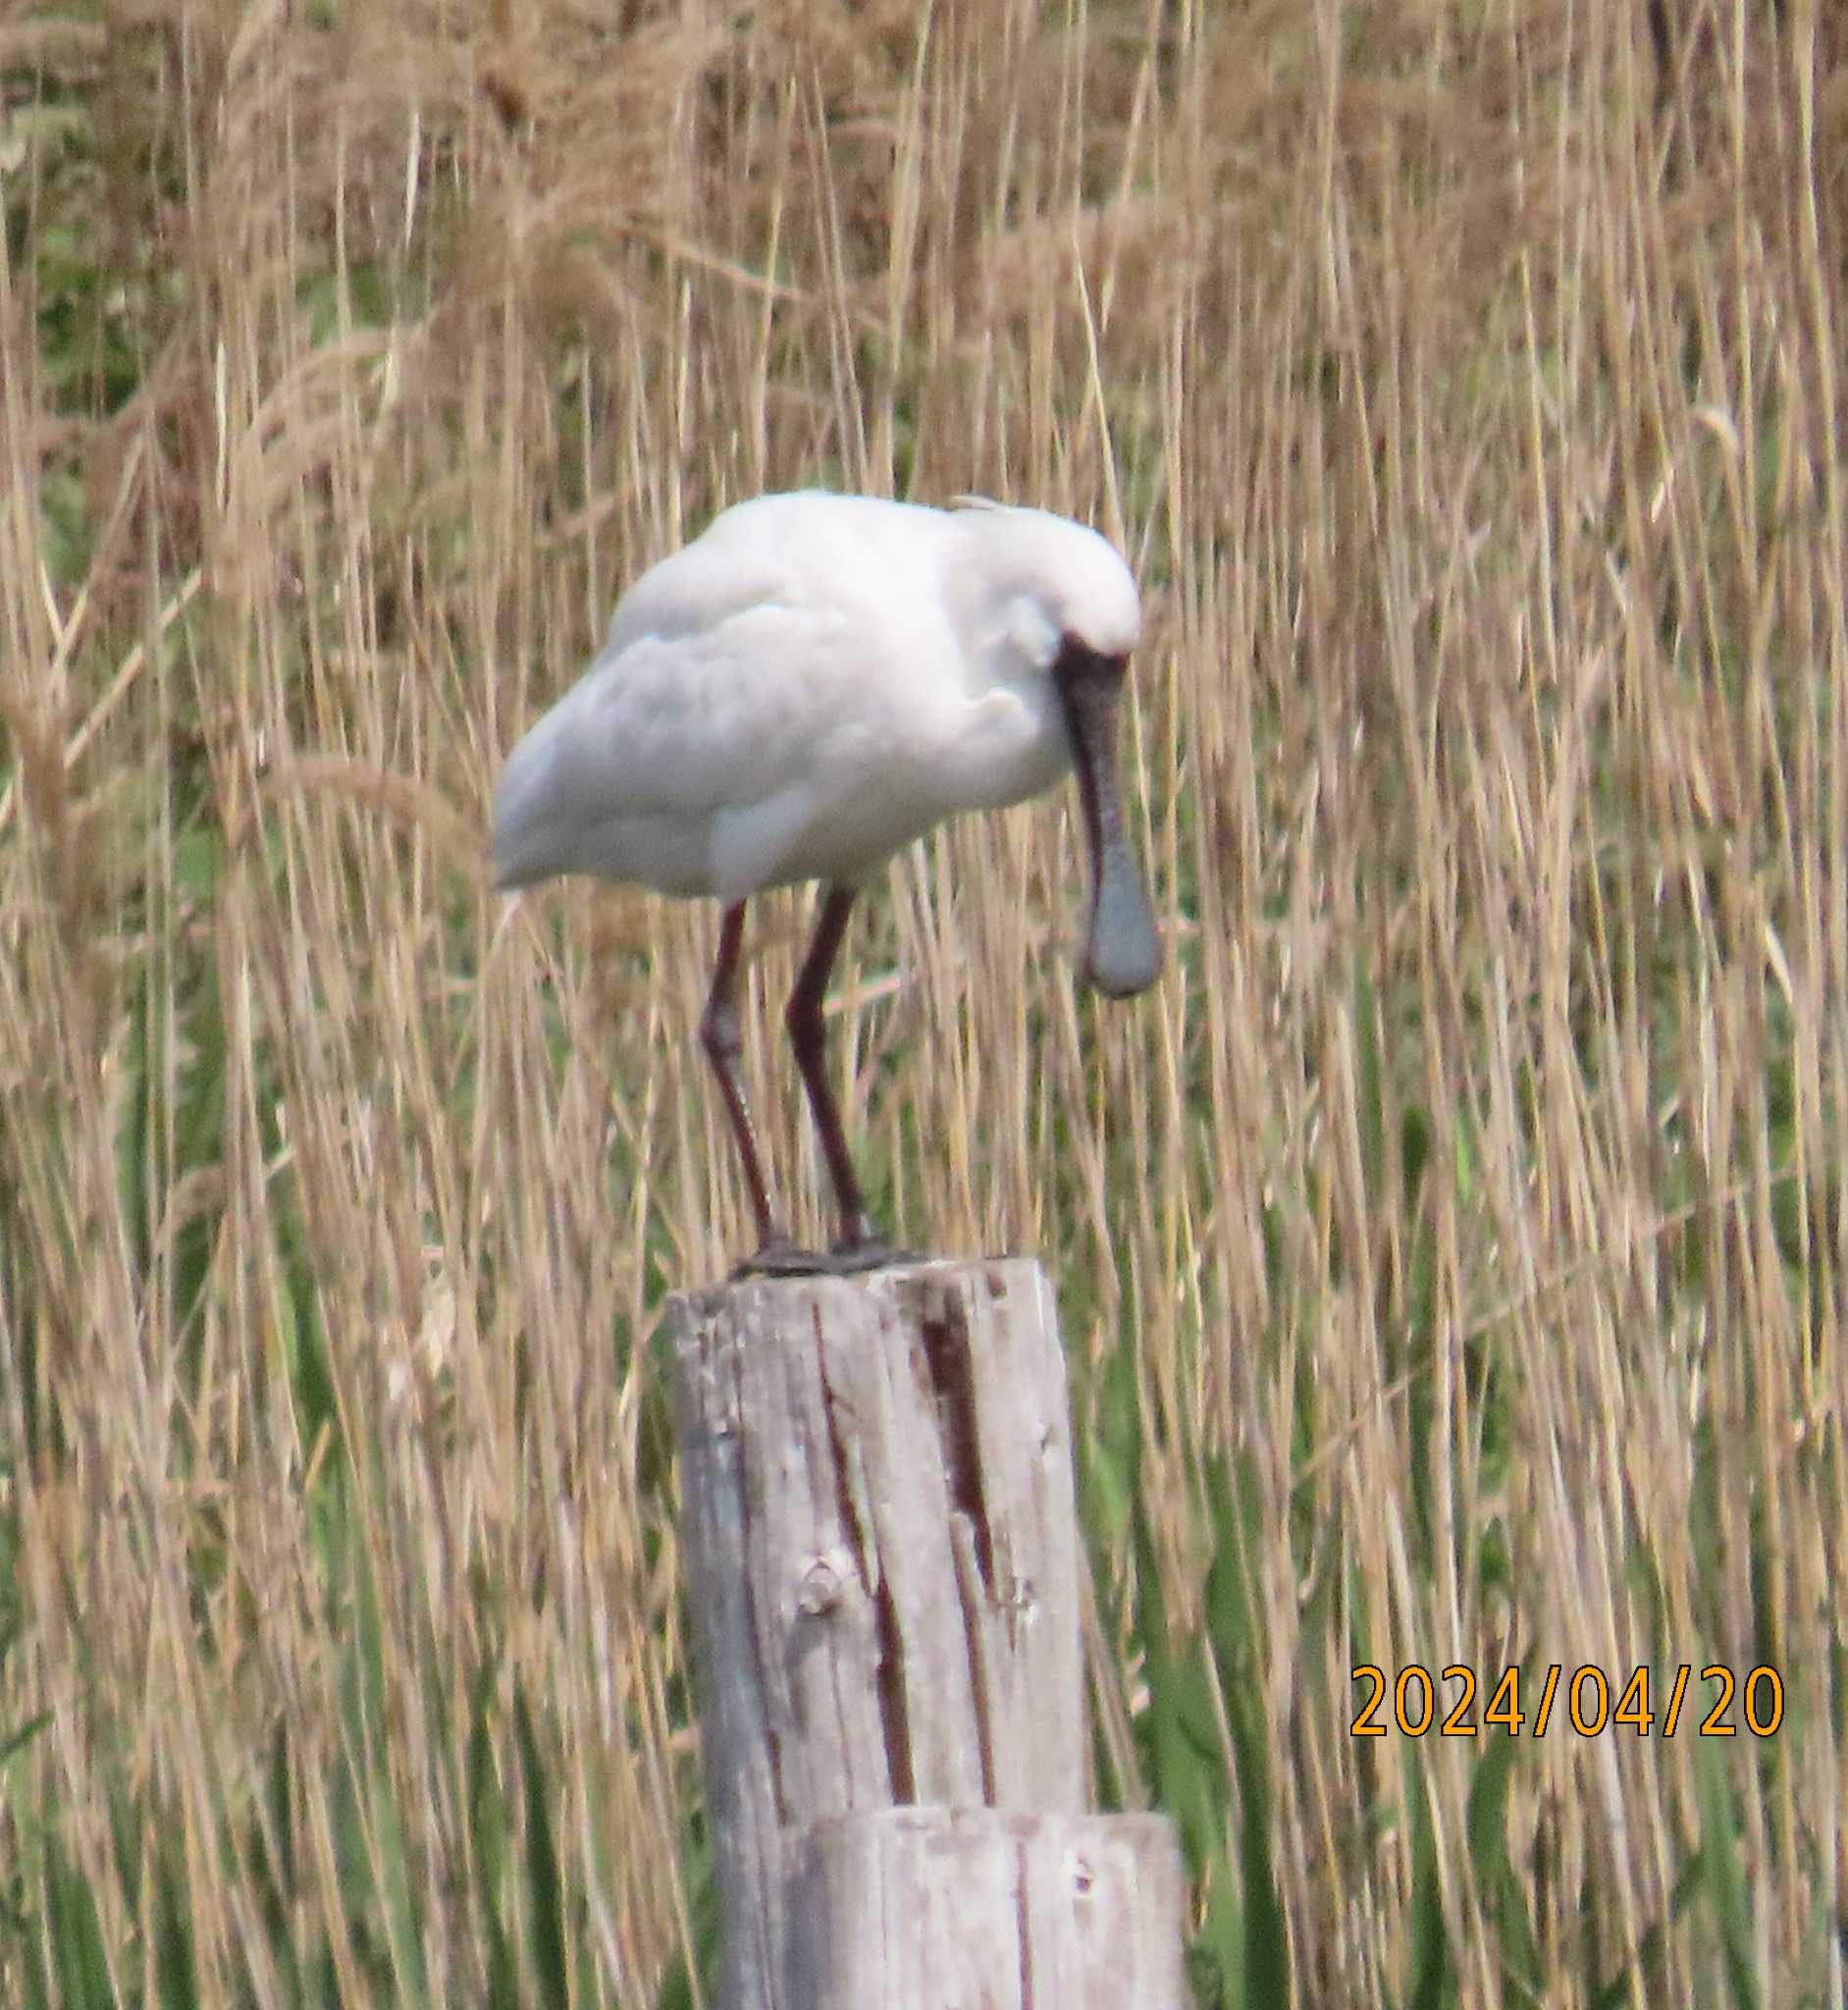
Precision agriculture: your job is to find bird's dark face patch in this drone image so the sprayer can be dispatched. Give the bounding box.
[1052,638,1161,997]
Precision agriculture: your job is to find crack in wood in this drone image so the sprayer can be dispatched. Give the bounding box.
[950,1515,997,1802]
[871,1577,915,1803]
[815,1317,871,1597]
[813,1317,914,1803]
[916,1293,995,1597]
[730,1342,792,1829]
[1016,1841,1035,2009]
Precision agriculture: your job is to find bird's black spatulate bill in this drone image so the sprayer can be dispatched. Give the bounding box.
[1057,645,1162,997]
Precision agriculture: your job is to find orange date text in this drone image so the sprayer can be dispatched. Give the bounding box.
[1348,1664,1783,1738]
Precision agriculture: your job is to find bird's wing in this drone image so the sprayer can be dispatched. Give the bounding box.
[559,599,865,817]
[493,497,972,891]
[493,573,933,892]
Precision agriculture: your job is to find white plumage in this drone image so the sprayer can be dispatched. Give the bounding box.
[494,489,1159,1273]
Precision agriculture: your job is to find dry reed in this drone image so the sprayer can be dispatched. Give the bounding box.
[2,0,1844,2003]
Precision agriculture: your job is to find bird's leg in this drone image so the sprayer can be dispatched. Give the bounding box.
[786,887,910,1269]
[701,903,814,1272]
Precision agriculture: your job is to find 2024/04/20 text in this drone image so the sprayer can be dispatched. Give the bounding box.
[1350,1663,1783,1738]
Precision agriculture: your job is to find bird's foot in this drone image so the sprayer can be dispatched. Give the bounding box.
[730,1234,921,1280]
[732,1236,833,1280]
[824,1236,920,1275]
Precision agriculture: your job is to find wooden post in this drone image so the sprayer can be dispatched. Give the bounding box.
[667,1259,1187,2010]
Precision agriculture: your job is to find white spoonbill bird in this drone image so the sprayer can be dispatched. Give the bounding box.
[493,489,1161,1274]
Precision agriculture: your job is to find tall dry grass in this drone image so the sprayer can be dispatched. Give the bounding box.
[2,0,1845,2002]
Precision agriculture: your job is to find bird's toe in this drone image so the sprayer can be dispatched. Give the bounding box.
[730,1234,922,1280]
[824,1236,920,1275]
[733,1237,832,1279]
